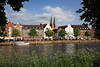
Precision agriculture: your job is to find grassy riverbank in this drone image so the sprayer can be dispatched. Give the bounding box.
[0,40,100,46]
[0,49,100,67]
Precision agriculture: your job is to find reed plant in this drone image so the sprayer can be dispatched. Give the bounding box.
[0,49,100,67]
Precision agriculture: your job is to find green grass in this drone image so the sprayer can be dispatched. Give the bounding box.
[0,49,100,67]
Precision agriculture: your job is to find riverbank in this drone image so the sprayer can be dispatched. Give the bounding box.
[0,40,100,46]
[29,40,100,45]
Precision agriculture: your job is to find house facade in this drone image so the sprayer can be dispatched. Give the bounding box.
[65,24,74,39]
[56,24,92,39]
[5,22,53,40]
[57,24,74,39]
[72,25,91,39]
[44,24,53,40]
[6,22,23,40]
[5,21,92,40]
[6,22,14,37]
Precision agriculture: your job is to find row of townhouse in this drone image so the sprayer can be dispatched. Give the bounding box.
[5,21,93,40]
[55,24,92,40]
[5,22,53,40]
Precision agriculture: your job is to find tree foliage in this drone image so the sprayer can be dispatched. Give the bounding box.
[0,0,29,36]
[77,0,100,39]
[59,29,66,38]
[29,28,38,37]
[74,29,80,37]
[85,31,91,37]
[0,0,29,26]
[12,28,20,37]
[0,26,6,37]
[45,28,54,38]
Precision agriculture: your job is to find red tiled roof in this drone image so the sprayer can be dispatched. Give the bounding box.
[58,25,90,30]
[58,25,67,29]
[22,24,47,29]
[7,21,13,24]
[72,25,90,30]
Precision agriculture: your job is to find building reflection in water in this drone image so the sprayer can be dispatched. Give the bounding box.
[65,44,76,55]
[0,43,100,59]
[0,44,76,58]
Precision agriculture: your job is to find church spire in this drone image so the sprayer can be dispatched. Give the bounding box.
[50,16,52,27]
[53,17,56,28]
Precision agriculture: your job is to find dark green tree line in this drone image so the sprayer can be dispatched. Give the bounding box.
[77,0,100,39]
[12,28,20,37]
[0,0,29,36]
[85,31,91,39]
[74,29,80,39]
[59,29,66,39]
[45,28,54,40]
[29,28,38,37]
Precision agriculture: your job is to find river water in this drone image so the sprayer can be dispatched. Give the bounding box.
[0,43,100,57]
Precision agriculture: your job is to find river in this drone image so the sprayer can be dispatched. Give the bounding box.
[0,43,100,57]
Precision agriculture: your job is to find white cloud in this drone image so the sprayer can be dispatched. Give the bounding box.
[6,6,76,25]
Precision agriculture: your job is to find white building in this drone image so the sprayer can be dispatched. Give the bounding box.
[57,24,74,39]
[44,24,53,40]
[65,24,74,39]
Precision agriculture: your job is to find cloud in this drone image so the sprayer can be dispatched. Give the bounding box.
[44,6,75,22]
[6,6,76,25]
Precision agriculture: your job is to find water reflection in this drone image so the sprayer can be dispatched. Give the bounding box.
[0,43,100,57]
[65,44,76,55]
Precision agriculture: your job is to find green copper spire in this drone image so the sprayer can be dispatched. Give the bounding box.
[53,17,56,27]
[50,16,52,27]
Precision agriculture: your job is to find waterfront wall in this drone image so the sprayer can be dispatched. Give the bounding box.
[29,40,100,45]
[0,40,100,46]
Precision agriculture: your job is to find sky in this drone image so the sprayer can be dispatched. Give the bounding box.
[5,0,84,25]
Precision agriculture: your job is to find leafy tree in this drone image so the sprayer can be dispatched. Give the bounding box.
[12,28,20,37]
[0,26,5,37]
[77,0,100,39]
[82,23,88,27]
[59,29,66,39]
[0,0,29,36]
[29,28,38,37]
[0,26,6,41]
[85,31,91,38]
[74,29,80,39]
[45,28,54,39]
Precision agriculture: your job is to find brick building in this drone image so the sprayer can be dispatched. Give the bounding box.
[56,24,92,39]
[5,22,23,40]
[22,24,45,40]
[5,21,93,40]
[5,22,53,40]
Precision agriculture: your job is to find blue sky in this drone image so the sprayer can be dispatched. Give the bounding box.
[5,0,84,25]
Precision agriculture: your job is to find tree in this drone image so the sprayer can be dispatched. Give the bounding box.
[85,31,91,39]
[12,28,20,37]
[77,0,100,39]
[45,28,54,39]
[28,28,38,37]
[82,23,88,27]
[0,26,5,37]
[59,29,66,39]
[74,29,80,39]
[0,0,29,36]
